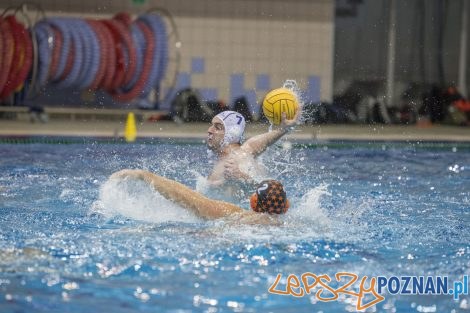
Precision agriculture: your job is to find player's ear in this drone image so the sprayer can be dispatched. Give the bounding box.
[285,199,290,209]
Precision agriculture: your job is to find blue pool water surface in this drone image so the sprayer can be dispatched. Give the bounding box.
[0,140,469,313]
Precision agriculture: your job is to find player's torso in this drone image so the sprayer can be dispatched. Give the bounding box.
[208,149,266,200]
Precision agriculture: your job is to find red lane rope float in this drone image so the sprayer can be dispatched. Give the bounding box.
[0,17,15,97]
[112,13,138,86]
[105,18,137,89]
[101,19,127,91]
[97,20,116,91]
[87,20,108,90]
[0,16,24,99]
[1,16,22,98]
[48,27,62,83]
[12,18,33,93]
[0,18,4,84]
[114,12,132,27]
[111,20,155,101]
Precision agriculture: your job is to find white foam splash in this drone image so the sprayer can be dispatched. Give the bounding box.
[91,177,201,224]
[210,184,334,243]
[282,79,301,98]
[271,184,334,241]
[290,184,331,222]
[90,173,338,243]
[192,170,209,194]
[282,79,305,122]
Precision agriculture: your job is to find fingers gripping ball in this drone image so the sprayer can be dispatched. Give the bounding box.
[262,88,299,125]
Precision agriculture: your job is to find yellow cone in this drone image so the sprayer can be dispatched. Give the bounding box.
[124,112,137,142]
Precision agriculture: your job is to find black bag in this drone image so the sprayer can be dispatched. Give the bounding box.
[171,88,214,122]
[233,96,252,122]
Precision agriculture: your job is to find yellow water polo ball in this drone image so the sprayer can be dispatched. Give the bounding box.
[262,87,299,125]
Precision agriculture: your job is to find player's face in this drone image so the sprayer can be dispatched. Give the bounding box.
[207,117,225,151]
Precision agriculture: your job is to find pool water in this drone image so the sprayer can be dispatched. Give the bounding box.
[0,140,469,313]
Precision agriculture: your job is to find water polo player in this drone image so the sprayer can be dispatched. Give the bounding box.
[206,110,300,200]
[111,169,289,223]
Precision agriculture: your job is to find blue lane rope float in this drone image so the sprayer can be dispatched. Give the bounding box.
[33,22,52,88]
[125,23,145,91]
[154,14,168,85]
[135,15,160,98]
[44,18,71,83]
[86,19,108,89]
[70,18,89,89]
[137,13,168,98]
[52,18,83,89]
[75,18,100,89]
[145,7,181,107]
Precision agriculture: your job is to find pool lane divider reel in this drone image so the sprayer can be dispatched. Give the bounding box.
[0,3,177,106]
[32,12,168,102]
[0,5,36,102]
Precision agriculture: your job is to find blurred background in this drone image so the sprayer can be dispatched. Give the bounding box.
[0,0,469,127]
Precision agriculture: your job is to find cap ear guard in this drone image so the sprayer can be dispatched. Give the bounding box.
[215,111,246,146]
[250,193,258,210]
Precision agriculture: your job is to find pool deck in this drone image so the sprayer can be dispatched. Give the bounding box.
[1,119,470,142]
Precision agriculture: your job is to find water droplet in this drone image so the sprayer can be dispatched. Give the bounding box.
[62,292,69,301]
[460,299,469,309]
[63,282,79,290]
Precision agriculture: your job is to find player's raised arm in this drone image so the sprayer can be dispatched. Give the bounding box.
[243,109,300,157]
[242,87,301,157]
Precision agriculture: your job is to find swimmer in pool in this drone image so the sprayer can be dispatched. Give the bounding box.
[111,169,289,223]
[206,110,300,200]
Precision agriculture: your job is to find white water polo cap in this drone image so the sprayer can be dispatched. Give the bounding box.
[215,111,246,145]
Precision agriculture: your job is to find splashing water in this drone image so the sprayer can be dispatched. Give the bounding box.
[282,79,301,98]
[93,176,201,224]
[94,173,333,241]
[267,79,306,133]
[1,142,469,313]
[290,184,331,221]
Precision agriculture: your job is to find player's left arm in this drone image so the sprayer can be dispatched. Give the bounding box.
[242,110,300,157]
[110,169,246,219]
